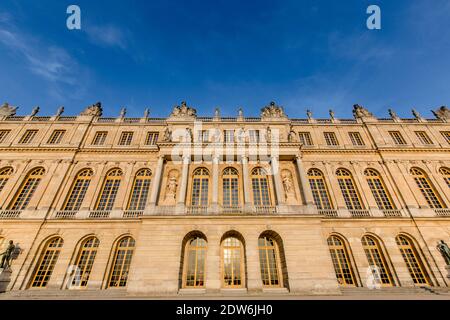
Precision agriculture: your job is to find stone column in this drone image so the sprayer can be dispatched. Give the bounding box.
[241,156,251,207]
[295,156,315,206]
[271,155,284,205]
[177,155,190,206]
[211,155,220,210]
[148,155,165,209]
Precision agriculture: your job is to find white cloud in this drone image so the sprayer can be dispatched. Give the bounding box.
[85,24,128,50]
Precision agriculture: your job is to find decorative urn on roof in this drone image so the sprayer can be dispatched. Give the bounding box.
[0,102,18,117]
[80,102,103,117]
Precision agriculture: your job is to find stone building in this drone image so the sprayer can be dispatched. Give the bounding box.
[0,101,449,297]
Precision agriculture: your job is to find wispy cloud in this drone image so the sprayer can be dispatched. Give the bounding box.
[84,24,128,50]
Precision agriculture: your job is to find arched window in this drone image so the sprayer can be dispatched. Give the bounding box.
[191,168,209,206]
[183,236,207,288]
[396,235,431,285]
[410,168,445,209]
[63,169,93,211]
[361,235,394,286]
[222,235,245,288]
[258,236,282,287]
[251,167,271,206]
[108,236,135,288]
[307,169,332,209]
[336,169,363,210]
[30,237,63,288]
[439,167,450,188]
[222,167,239,207]
[0,167,13,194]
[9,167,45,210]
[327,235,357,286]
[364,169,395,210]
[127,169,152,210]
[71,237,100,287]
[95,169,123,211]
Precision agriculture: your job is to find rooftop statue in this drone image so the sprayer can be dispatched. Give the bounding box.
[261,101,288,120]
[143,108,149,118]
[80,102,103,117]
[170,101,197,118]
[30,106,40,117]
[437,240,450,265]
[412,108,424,121]
[55,106,65,117]
[432,106,450,121]
[0,102,18,117]
[388,108,400,121]
[353,104,376,120]
[329,109,336,121]
[306,109,313,120]
[119,107,127,118]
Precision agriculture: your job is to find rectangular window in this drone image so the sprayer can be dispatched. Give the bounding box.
[441,131,450,144]
[0,130,11,143]
[389,131,406,145]
[197,130,209,143]
[92,131,108,145]
[19,130,38,144]
[118,132,134,145]
[415,131,433,145]
[298,132,313,146]
[324,132,339,146]
[249,130,260,143]
[349,132,365,146]
[145,132,159,145]
[47,130,65,144]
[224,130,234,143]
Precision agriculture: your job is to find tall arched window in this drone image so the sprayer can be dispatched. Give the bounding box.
[108,236,135,288]
[127,169,152,210]
[251,167,271,206]
[327,235,357,286]
[191,168,209,206]
[0,167,13,194]
[361,235,394,286]
[30,237,63,288]
[63,169,93,211]
[258,236,282,287]
[222,235,245,288]
[183,236,207,288]
[95,169,123,211]
[439,167,450,188]
[71,237,99,287]
[9,167,45,210]
[364,169,395,210]
[336,169,363,210]
[222,167,239,207]
[410,168,445,208]
[396,235,431,285]
[308,169,332,209]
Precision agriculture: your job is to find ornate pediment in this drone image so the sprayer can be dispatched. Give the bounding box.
[432,106,450,121]
[353,104,377,121]
[80,102,103,117]
[0,102,18,117]
[260,102,288,120]
[169,101,197,119]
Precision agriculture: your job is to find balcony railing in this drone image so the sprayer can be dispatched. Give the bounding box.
[187,206,209,215]
[252,205,277,214]
[123,210,144,218]
[382,209,402,217]
[55,210,78,219]
[349,210,371,218]
[434,208,450,217]
[0,210,22,219]
[220,205,243,215]
[89,210,111,219]
[319,209,338,218]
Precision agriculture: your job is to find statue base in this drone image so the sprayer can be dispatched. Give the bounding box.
[446,265,450,279]
[0,268,12,293]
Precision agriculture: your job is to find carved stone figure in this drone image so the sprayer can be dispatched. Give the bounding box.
[119,107,127,118]
[329,109,335,121]
[437,240,450,265]
[353,104,375,120]
[165,172,178,204]
[432,106,450,121]
[388,109,400,121]
[288,124,297,142]
[281,170,296,202]
[412,109,424,121]
[30,106,40,117]
[162,127,172,142]
[0,240,15,269]
[260,101,288,119]
[170,101,197,118]
[80,102,103,117]
[306,109,313,120]
[238,108,244,118]
[143,108,149,118]
[0,103,17,117]
[236,127,246,143]
[266,126,272,143]
[214,108,220,118]
[185,127,193,143]
[55,106,64,117]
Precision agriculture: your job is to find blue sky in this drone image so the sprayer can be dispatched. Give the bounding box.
[0,0,449,118]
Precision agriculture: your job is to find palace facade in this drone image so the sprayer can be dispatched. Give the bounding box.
[0,101,449,297]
